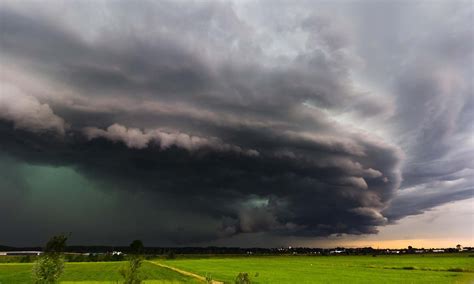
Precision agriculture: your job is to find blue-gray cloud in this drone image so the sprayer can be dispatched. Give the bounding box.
[0,0,471,245]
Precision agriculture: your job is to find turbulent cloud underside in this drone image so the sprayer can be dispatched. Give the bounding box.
[0,0,472,245]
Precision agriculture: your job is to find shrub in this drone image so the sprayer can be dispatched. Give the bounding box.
[33,255,65,283]
[119,257,143,284]
[33,234,68,283]
[166,250,176,260]
[205,273,213,283]
[120,240,144,284]
[235,272,251,284]
[20,255,32,263]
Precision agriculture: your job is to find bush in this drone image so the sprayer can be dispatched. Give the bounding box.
[20,255,32,263]
[33,255,65,283]
[166,250,176,260]
[235,272,251,284]
[33,234,68,284]
[205,273,213,283]
[112,253,125,261]
[120,240,145,284]
[119,257,143,284]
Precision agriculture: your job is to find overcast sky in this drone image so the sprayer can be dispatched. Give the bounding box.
[0,0,472,248]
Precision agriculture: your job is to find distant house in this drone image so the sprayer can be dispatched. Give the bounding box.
[432,249,444,253]
[0,251,42,256]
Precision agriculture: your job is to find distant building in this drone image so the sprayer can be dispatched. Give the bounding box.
[0,251,42,256]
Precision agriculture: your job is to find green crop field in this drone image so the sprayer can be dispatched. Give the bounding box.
[0,254,473,283]
[0,261,201,283]
[154,254,474,283]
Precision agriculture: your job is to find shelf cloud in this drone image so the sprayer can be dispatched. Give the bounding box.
[0,0,472,245]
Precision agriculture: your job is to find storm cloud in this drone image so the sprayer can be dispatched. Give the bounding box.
[0,0,472,246]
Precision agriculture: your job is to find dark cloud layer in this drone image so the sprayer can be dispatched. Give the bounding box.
[0,0,472,245]
[0,118,400,243]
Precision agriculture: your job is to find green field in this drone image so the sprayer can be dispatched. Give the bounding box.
[0,261,200,283]
[155,254,474,284]
[0,254,473,283]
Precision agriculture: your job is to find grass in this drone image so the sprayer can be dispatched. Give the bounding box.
[154,254,474,283]
[1,254,473,283]
[0,261,201,283]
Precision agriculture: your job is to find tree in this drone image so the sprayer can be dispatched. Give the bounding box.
[129,240,144,254]
[165,250,176,260]
[33,234,68,283]
[120,240,144,284]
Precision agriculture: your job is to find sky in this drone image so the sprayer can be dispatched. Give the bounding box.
[0,0,472,248]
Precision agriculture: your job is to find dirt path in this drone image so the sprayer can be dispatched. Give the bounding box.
[147,261,224,284]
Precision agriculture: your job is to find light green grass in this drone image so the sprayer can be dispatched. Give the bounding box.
[0,261,201,283]
[155,254,474,283]
[1,255,473,283]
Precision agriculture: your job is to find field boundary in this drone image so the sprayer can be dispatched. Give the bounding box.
[147,261,223,284]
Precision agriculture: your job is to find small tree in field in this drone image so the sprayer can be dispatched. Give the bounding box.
[120,240,144,284]
[33,234,68,283]
[235,272,251,284]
